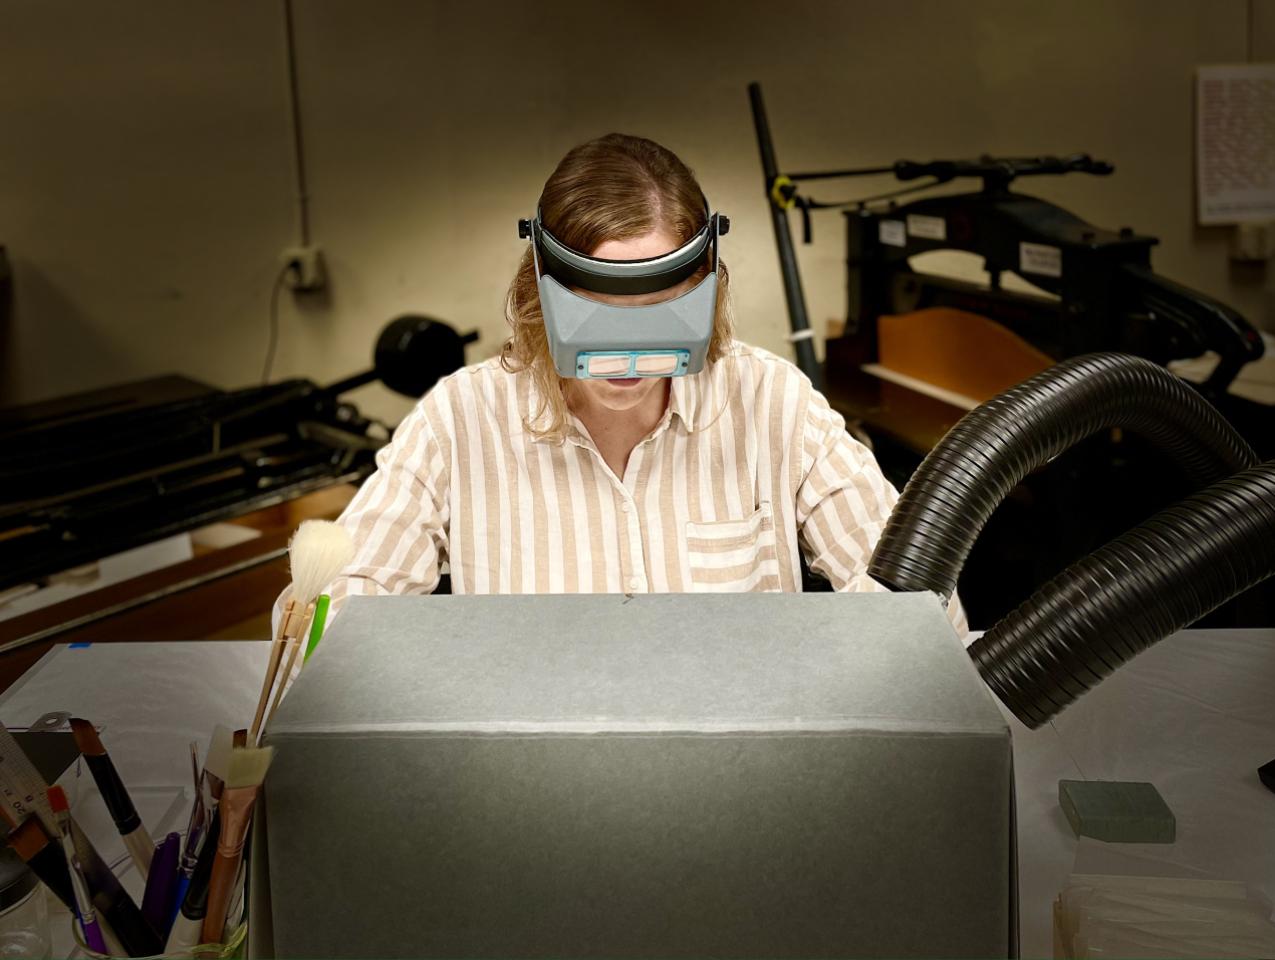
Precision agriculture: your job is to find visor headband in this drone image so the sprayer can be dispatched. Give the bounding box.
[520,207,728,297]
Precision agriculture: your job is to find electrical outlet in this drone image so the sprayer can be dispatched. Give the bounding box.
[281,245,326,292]
[1230,222,1275,263]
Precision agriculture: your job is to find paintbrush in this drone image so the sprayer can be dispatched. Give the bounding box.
[201,745,273,944]
[163,806,220,955]
[176,744,206,882]
[250,521,352,743]
[47,787,109,955]
[172,727,230,929]
[69,718,154,881]
[6,815,76,913]
[67,814,159,956]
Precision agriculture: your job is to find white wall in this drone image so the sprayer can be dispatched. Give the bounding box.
[2,0,1272,424]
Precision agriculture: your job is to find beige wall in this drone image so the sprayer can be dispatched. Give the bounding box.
[2,0,1273,424]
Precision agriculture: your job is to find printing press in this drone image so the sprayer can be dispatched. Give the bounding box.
[749,84,1275,629]
[0,316,475,681]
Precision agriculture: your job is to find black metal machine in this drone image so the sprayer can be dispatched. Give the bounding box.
[0,316,475,592]
[838,157,1263,394]
[748,83,1273,626]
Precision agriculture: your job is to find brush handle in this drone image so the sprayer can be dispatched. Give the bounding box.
[164,911,204,955]
[58,829,107,954]
[92,889,162,959]
[201,849,241,945]
[98,921,125,959]
[249,627,289,742]
[121,826,155,882]
[181,762,207,870]
[81,754,141,834]
[22,840,77,912]
[165,806,220,953]
[70,817,160,957]
[82,752,153,880]
[263,634,303,734]
[278,594,305,640]
[200,789,256,945]
[221,858,247,942]
[80,915,108,956]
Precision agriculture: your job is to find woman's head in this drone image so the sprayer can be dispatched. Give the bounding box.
[502,133,733,437]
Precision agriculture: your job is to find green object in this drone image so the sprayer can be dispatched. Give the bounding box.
[1058,779,1176,843]
[304,594,331,663]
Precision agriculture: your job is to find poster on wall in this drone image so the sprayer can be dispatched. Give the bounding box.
[1196,63,1275,225]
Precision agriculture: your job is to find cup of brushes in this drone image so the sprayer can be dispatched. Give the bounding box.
[6,520,353,958]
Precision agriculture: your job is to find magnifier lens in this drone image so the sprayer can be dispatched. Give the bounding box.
[634,354,679,375]
[587,355,631,377]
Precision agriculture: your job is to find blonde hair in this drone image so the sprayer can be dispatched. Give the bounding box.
[502,133,734,440]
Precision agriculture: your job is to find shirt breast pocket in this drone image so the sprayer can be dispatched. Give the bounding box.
[685,503,782,592]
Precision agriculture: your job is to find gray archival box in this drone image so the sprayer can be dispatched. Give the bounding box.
[250,592,1017,958]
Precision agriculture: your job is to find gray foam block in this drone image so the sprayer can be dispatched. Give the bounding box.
[1059,779,1176,843]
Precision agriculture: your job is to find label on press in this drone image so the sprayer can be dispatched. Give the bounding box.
[906,214,946,241]
[878,219,907,247]
[1019,241,1063,278]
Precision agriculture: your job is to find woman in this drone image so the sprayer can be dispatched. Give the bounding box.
[277,133,966,631]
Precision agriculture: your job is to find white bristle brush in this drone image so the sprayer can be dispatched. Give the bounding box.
[251,521,354,742]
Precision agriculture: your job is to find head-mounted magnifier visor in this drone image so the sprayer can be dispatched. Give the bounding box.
[517,206,729,379]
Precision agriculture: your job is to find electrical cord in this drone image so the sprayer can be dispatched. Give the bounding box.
[261,265,289,385]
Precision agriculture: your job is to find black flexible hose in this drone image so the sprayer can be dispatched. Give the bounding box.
[969,462,1275,728]
[868,353,1257,601]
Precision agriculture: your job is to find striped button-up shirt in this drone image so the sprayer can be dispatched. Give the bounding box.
[279,342,967,634]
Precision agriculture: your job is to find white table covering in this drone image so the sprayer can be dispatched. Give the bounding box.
[1,628,1270,959]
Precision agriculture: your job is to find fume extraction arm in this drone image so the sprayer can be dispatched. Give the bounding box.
[869,352,1275,728]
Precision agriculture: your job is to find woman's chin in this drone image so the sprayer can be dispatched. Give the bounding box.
[578,376,665,412]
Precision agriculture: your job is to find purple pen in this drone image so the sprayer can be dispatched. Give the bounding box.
[140,831,182,939]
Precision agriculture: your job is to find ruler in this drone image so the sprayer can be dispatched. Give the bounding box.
[0,722,58,834]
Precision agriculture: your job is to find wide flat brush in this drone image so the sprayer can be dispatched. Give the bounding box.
[69,717,154,881]
[200,746,273,944]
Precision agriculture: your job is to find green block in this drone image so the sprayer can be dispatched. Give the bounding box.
[1058,779,1176,843]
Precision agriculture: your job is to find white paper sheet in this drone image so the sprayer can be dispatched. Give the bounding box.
[0,641,271,958]
[1196,64,1275,225]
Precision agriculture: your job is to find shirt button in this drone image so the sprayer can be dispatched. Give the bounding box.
[628,576,642,590]
[620,501,631,513]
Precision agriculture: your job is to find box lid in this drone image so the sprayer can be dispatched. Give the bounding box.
[269,592,1006,737]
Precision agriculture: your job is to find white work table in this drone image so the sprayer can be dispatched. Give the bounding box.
[0,642,271,959]
[0,628,1270,959]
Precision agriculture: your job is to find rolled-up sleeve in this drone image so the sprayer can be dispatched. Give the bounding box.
[795,388,970,641]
